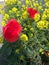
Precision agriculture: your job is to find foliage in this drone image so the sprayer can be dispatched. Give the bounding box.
[0,0,49,65]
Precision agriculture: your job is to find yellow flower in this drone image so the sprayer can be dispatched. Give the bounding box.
[1,10,5,15]
[24,28,27,31]
[20,34,28,42]
[5,0,16,5]
[0,10,4,14]
[0,4,2,9]
[44,20,49,29]
[38,6,43,10]
[34,2,38,7]
[12,7,18,13]
[46,9,49,13]
[0,10,1,14]
[37,20,49,29]
[45,1,49,7]
[16,11,20,17]
[34,14,40,22]
[47,14,49,18]
[20,55,25,60]
[0,36,3,43]
[22,5,26,9]
[30,34,34,37]
[9,10,12,13]
[15,49,20,54]
[43,9,49,18]
[3,14,9,21]
[26,0,29,5]
[39,48,43,53]
[1,21,6,27]
[18,1,21,5]
[22,11,28,19]
[29,0,33,7]
[39,48,44,54]
[42,14,47,20]
[37,21,44,29]
[28,25,31,28]
[41,52,44,54]
[30,28,34,31]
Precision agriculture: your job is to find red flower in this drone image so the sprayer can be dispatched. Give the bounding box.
[27,8,39,19]
[45,51,49,56]
[3,19,22,43]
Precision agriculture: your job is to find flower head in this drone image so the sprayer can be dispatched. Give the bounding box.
[27,8,39,19]
[45,51,49,56]
[3,14,9,21]
[3,19,22,43]
[22,11,28,19]
[1,21,6,27]
[34,14,40,22]
[20,34,28,42]
[37,20,49,29]
[0,36,3,43]
[12,7,18,13]
[5,0,17,5]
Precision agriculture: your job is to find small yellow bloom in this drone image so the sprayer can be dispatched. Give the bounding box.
[26,0,29,5]
[18,1,21,5]
[28,25,31,28]
[34,2,38,7]
[1,10,5,15]
[41,52,44,54]
[5,0,16,5]
[30,28,34,31]
[42,14,47,20]
[24,28,27,31]
[44,20,49,29]
[39,48,43,53]
[47,14,49,18]
[23,11,27,16]
[34,14,40,22]
[0,10,1,14]
[45,1,49,7]
[22,11,28,19]
[9,10,12,13]
[0,36,3,43]
[15,49,20,54]
[38,6,42,10]
[37,21,44,29]
[1,21,6,27]
[22,5,26,9]
[37,20,49,29]
[0,10,5,14]
[37,20,44,29]
[30,34,34,37]
[3,14,9,21]
[0,4,2,9]
[20,34,28,42]
[20,55,25,60]
[12,7,17,13]
[16,11,20,17]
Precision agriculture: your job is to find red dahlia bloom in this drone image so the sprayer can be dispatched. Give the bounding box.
[27,8,39,19]
[45,51,49,56]
[3,19,22,43]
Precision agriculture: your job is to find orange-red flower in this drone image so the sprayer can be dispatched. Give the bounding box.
[3,19,22,43]
[27,8,39,19]
[45,51,49,56]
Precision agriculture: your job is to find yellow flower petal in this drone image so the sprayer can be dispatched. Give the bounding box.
[20,34,28,42]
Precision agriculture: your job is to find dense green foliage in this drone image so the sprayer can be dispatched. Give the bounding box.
[0,0,49,65]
